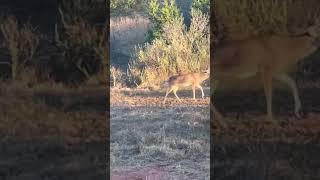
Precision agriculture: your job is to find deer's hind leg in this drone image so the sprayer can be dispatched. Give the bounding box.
[262,69,274,121]
[196,85,205,98]
[163,88,173,104]
[274,73,301,117]
[192,85,196,100]
[173,87,182,102]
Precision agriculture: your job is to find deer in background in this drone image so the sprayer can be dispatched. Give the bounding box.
[212,23,320,121]
[162,69,210,104]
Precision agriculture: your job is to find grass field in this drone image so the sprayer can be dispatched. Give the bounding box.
[0,83,107,180]
[212,81,320,179]
[110,87,210,179]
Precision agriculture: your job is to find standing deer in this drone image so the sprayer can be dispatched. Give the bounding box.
[162,69,210,104]
[213,24,320,121]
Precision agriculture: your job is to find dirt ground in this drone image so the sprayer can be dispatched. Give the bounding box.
[0,84,107,180]
[110,87,210,180]
[212,84,320,180]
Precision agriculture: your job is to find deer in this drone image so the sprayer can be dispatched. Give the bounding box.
[212,23,320,121]
[162,69,210,104]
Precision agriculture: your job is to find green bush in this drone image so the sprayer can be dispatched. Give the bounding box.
[192,0,209,14]
[148,0,181,40]
[129,9,209,88]
[110,0,147,14]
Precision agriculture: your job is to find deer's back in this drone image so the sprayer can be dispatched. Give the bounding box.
[168,72,208,87]
[213,35,317,78]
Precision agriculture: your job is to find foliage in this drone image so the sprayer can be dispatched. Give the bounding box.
[148,0,181,40]
[55,6,107,84]
[60,0,106,22]
[110,66,124,87]
[215,0,320,38]
[192,0,209,14]
[0,16,40,80]
[129,9,209,87]
[110,0,147,14]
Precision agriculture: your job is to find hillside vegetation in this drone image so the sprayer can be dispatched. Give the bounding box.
[110,0,209,88]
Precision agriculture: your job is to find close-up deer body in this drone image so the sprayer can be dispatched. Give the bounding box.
[212,24,320,120]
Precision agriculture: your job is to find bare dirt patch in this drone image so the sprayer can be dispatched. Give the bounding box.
[110,88,210,180]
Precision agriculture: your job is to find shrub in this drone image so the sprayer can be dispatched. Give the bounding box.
[110,15,150,60]
[61,0,106,22]
[55,7,107,84]
[129,9,209,88]
[148,0,181,40]
[214,0,320,38]
[110,0,147,14]
[110,66,124,87]
[192,0,209,14]
[0,16,40,80]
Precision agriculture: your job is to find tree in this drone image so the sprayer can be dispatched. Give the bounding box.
[148,0,181,40]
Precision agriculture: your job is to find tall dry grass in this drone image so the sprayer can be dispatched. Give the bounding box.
[110,14,151,87]
[110,15,150,57]
[110,66,124,87]
[55,7,108,84]
[0,16,40,80]
[214,0,320,39]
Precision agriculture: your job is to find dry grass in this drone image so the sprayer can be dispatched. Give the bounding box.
[110,88,210,179]
[110,66,124,88]
[0,15,40,80]
[212,115,320,180]
[55,8,108,82]
[0,2,108,179]
[110,14,150,58]
[214,0,320,39]
[110,14,151,88]
[0,82,107,179]
[212,79,320,179]
[0,82,107,142]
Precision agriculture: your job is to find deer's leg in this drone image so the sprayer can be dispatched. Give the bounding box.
[274,73,301,117]
[196,85,205,98]
[262,70,273,121]
[163,88,173,104]
[192,86,196,100]
[173,88,182,102]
